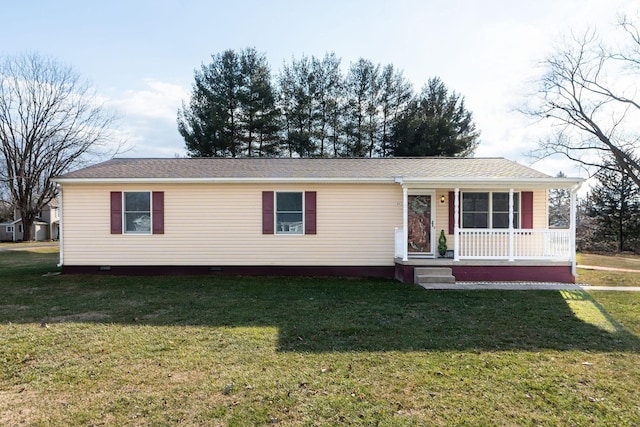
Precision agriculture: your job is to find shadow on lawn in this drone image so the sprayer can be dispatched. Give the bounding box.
[2,272,640,353]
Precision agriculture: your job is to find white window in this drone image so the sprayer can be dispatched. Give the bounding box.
[276,192,303,234]
[123,192,151,234]
[462,192,519,229]
[492,192,519,229]
[6,226,13,233]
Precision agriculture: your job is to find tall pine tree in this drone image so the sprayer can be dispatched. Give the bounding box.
[344,59,380,157]
[178,48,278,157]
[278,55,316,157]
[586,159,640,252]
[179,50,481,159]
[378,64,413,157]
[239,49,280,156]
[392,77,479,157]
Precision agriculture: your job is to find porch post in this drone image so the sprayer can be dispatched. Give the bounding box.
[508,188,514,261]
[454,188,460,261]
[570,187,577,276]
[402,185,408,261]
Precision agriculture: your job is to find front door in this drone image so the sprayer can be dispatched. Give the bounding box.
[408,194,435,256]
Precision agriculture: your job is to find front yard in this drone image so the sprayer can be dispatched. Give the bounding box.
[1,248,640,425]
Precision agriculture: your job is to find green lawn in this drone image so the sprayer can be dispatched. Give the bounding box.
[577,252,640,287]
[578,252,640,271]
[1,249,640,425]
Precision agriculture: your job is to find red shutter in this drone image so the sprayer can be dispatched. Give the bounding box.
[110,192,122,234]
[152,191,164,234]
[521,191,533,229]
[262,191,274,234]
[305,191,317,235]
[448,191,458,235]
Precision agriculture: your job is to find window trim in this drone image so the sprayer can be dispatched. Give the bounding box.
[461,191,521,229]
[123,191,153,235]
[6,225,13,233]
[275,191,304,235]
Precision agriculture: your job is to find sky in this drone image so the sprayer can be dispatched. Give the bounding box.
[1,0,637,179]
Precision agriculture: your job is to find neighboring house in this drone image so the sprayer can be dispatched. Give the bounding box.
[0,200,60,242]
[52,157,583,283]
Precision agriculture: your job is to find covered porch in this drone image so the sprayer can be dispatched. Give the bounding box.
[393,175,583,284]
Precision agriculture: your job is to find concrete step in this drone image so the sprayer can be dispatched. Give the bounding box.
[415,267,452,276]
[414,267,456,285]
[416,275,456,284]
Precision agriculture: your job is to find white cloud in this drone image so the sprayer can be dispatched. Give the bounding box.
[112,79,189,122]
[106,79,190,158]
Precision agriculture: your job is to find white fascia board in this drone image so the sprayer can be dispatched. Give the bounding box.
[51,177,397,185]
[53,176,584,189]
[398,177,584,189]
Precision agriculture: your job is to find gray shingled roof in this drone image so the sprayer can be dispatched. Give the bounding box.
[55,157,554,181]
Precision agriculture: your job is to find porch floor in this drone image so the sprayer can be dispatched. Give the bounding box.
[394,257,573,267]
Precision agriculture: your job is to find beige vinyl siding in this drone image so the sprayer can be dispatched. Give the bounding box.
[61,183,402,266]
[533,189,549,229]
[434,192,452,250]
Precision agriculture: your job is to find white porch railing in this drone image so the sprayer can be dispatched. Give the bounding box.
[395,228,572,261]
[457,228,572,260]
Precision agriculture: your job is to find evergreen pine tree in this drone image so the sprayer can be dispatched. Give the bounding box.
[178,48,279,157]
[392,77,479,157]
[586,160,640,252]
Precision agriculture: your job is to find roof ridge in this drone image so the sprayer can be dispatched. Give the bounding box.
[108,156,508,160]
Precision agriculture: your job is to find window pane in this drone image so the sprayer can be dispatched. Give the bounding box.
[492,193,509,211]
[463,193,488,211]
[463,212,488,228]
[125,213,151,232]
[492,213,509,228]
[125,192,150,211]
[277,192,302,211]
[276,212,303,233]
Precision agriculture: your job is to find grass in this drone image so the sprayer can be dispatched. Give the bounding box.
[1,249,640,425]
[578,252,640,271]
[577,252,640,287]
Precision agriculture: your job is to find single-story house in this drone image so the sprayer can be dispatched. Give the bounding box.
[52,157,583,284]
[0,200,60,242]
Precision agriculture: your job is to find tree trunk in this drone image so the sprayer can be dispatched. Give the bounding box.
[21,216,34,242]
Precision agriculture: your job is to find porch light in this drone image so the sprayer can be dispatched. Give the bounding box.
[440,195,446,204]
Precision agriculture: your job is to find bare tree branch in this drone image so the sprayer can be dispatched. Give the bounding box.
[0,53,119,241]
[525,20,640,189]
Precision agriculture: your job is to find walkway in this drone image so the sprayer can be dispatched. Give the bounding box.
[419,282,640,291]
[418,262,640,291]
[0,241,59,252]
[578,264,640,273]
